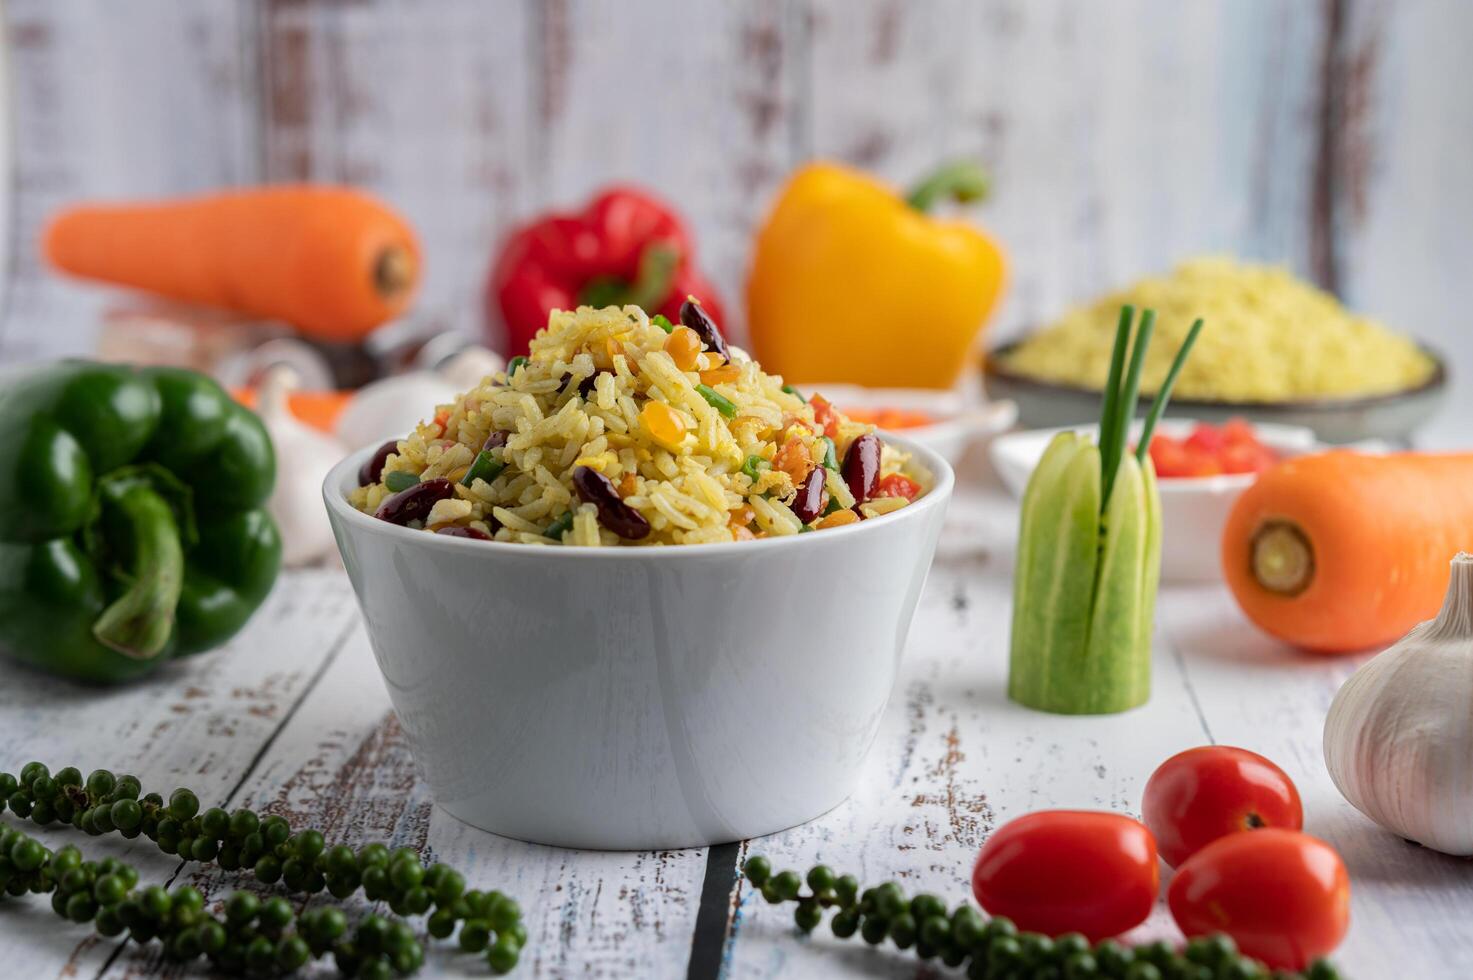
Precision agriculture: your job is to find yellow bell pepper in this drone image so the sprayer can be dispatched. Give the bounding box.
[746,161,1007,389]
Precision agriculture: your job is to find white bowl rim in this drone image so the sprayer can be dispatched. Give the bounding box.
[991,418,1315,495]
[322,431,955,560]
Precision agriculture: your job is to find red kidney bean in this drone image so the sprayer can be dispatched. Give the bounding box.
[435,525,492,541]
[373,478,455,526]
[679,297,729,363]
[842,433,881,503]
[358,440,400,487]
[572,466,651,540]
[792,466,827,525]
[483,430,509,452]
[577,372,608,398]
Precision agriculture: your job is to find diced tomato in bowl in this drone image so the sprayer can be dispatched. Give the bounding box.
[1146,419,1278,479]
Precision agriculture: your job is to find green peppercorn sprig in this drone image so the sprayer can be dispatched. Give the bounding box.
[742,855,1342,980]
[0,763,526,976]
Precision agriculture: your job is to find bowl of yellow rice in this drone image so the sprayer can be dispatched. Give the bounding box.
[323,303,952,848]
[988,258,1446,444]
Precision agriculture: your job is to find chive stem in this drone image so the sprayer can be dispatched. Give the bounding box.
[1095,306,1136,493]
[1136,318,1205,463]
[1101,309,1155,511]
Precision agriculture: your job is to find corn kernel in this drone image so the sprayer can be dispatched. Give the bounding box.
[699,364,741,386]
[664,326,703,371]
[640,401,689,450]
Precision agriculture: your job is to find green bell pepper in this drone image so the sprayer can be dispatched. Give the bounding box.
[0,361,282,683]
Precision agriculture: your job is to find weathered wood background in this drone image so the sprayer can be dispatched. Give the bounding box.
[0,3,1471,977]
[0,0,1467,443]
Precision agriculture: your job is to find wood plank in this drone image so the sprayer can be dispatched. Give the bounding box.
[1161,590,1473,978]
[1328,0,1473,448]
[0,0,261,363]
[257,0,535,342]
[105,617,711,979]
[0,570,358,978]
[720,476,1215,978]
[534,0,805,344]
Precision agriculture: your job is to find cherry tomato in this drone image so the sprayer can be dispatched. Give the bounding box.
[1143,745,1303,867]
[1169,828,1350,970]
[971,811,1158,941]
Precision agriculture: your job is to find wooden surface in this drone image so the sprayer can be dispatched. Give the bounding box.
[0,0,1468,446]
[1,447,1469,978]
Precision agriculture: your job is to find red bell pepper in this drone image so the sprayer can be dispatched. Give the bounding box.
[488,186,726,354]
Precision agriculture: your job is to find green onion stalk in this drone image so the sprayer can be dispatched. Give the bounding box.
[1008,307,1203,714]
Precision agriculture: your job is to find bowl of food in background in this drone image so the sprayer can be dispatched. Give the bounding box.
[992,418,1317,583]
[987,258,1447,445]
[324,304,954,849]
[798,384,1018,466]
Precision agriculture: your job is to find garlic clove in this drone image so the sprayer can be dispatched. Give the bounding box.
[1323,552,1473,855]
[256,364,349,567]
[439,346,505,392]
[334,373,460,450]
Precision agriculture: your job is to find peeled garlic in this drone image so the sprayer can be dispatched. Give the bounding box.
[256,365,348,567]
[1323,552,1473,855]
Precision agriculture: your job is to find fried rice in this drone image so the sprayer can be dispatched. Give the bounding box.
[349,304,926,546]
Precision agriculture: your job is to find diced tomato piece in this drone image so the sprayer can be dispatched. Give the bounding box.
[1185,423,1226,455]
[1153,421,1275,478]
[1182,454,1225,477]
[1148,435,1192,478]
[809,394,841,439]
[1220,443,1275,475]
[1220,417,1257,445]
[875,473,921,501]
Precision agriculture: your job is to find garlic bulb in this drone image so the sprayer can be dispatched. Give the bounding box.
[256,365,348,567]
[333,345,504,450]
[1323,552,1473,855]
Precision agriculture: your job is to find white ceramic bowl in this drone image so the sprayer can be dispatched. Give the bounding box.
[323,436,954,850]
[990,420,1317,583]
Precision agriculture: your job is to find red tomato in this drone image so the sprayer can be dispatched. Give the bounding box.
[971,811,1159,941]
[874,473,921,501]
[1142,746,1303,867]
[1169,829,1350,970]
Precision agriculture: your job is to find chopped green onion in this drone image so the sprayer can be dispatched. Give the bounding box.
[384,471,419,493]
[696,384,737,418]
[543,511,574,540]
[507,356,528,379]
[820,437,839,471]
[742,455,767,481]
[798,524,814,533]
[1136,317,1205,463]
[461,450,506,487]
[822,494,844,516]
[782,384,803,399]
[651,314,675,334]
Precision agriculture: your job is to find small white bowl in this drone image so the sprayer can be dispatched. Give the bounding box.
[990,420,1317,583]
[323,435,954,849]
[803,384,1018,465]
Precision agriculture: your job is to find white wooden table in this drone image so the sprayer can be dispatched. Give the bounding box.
[1,449,1468,979]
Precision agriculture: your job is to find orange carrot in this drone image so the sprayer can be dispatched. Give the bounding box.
[1221,450,1473,653]
[44,186,419,342]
